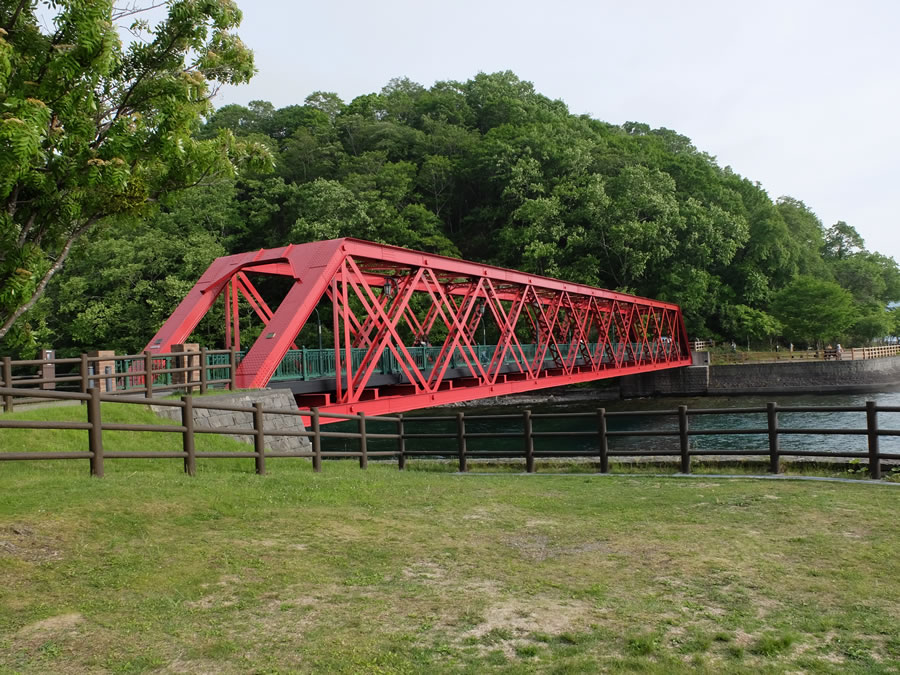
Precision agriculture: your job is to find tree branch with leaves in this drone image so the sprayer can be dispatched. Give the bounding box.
[0,0,269,346]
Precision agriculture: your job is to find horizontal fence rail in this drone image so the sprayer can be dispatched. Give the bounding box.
[0,348,238,412]
[1,386,899,480]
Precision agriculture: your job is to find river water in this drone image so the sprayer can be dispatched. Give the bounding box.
[343,389,900,458]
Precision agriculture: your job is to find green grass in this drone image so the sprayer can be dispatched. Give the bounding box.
[1,404,900,672]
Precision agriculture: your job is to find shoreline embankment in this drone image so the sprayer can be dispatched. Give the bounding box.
[619,357,900,398]
[445,357,900,408]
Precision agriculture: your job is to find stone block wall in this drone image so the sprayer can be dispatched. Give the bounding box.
[619,356,900,398]
[619,366,709,398]
[151,389,311,452]
[708,358,900,394]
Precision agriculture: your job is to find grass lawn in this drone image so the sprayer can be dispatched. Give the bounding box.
[1,404,900,673]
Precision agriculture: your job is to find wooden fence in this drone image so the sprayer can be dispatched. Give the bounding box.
[690,340,715,351]
[711,345,900,366]
[849,345,900,360]
[0,348,238,413]
[1,386,898,480]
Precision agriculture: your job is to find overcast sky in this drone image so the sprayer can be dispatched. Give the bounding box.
[215,0,900,262]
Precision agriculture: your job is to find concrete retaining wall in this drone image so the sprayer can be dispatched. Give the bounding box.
[620,357,900,398]
[151,389,311,452]
[619,366,709,397]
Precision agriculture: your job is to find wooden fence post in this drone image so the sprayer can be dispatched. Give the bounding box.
[311,407,322,472]
[182,394,196,476]
[457,411,467,472]
[866,400,881,480]
[524,409,534,473]
[80,353,89,398]
[358,411,368,469]
[229,348,237,391]
[199,345,208,394]
[2,356,12,413]
[253,402,266,475]
[597,408,609,473]
[397,413,406,470]
[144,351,153,399]
[87,387,104,477]
[678,405,690,473]
[767,402,780,474]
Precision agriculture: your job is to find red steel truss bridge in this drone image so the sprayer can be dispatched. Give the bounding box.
[145,238,692,420]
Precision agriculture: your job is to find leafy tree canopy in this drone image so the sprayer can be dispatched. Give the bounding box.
[772,277,858,346]
[0,0,266,346]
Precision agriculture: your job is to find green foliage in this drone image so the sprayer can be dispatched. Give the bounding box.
[849,310,894,345]
[0,0,264,348]
[722,304,782,348]
[16,65,900,354]
[772,277,858,345]
[824,221,865,260]
[43,187,229,354]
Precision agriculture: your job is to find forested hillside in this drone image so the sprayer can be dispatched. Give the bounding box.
[20,72,900,355]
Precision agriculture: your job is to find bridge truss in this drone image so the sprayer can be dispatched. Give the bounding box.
[145,238,692,419]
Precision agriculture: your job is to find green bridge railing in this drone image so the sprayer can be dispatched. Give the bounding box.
[106,342,669,391]
[262,342,664,382]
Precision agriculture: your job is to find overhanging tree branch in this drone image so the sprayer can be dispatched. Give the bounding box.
[0,217,100,341]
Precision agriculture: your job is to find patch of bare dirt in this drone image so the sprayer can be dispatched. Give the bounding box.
[160,658,240,675]
[185,575,242,609]
[246,537,308,551]
[462,507,492,522]
[733,629,755,647]
[503,533,612,562]
[14,613,84,648]
[400,561,502,599]
[462,595,595,656]
[402,561,445,582]
[0,523,62,562]
[524,518,557,528]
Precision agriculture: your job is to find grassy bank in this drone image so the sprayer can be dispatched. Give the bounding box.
[1,405,900,672]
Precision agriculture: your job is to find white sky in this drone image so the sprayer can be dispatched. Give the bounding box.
[216,0,900,262]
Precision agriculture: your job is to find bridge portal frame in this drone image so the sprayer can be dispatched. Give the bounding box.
[145,238,692,419]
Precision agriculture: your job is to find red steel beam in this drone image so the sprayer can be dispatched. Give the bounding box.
[144,238,692,421]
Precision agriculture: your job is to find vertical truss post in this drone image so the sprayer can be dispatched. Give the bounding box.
[332,276,343,402]
[232,279,241,352]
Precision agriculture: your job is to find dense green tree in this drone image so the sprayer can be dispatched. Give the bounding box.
[772,277,858,346]
[829,251,900,307]
[891,308,900,340]
[830,255,889,307]
[0,0,263,346]
[598,165,680,289]
[289,179,371,242]
[824,221,865,260]
[776,197,826,277]
[723,304,782,349]
[849,310,894,345]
